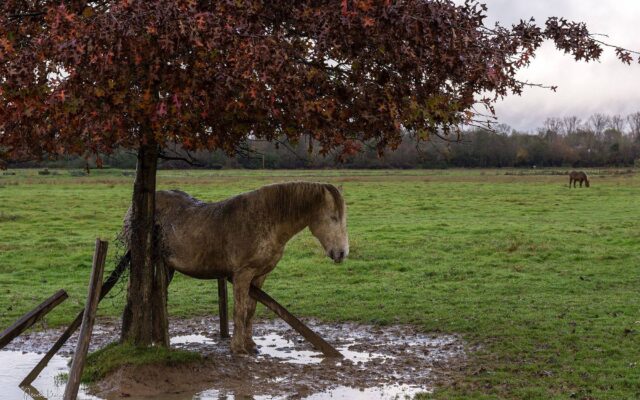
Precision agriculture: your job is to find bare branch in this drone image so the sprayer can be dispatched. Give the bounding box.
[7,12,46,20]
[158,148,204,167]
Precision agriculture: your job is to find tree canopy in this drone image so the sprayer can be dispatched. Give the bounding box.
[2,0,635,163]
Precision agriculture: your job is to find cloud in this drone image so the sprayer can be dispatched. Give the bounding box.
[463,1,640,131]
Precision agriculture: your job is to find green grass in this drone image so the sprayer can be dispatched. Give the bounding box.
[0,168,639,399]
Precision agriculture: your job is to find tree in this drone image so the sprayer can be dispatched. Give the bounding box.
[588,113,611,136]
[561,116,581,136]
[610,114,626,133]
[543,117,563,136]
[627,112,640,142]
[1,1,636,348]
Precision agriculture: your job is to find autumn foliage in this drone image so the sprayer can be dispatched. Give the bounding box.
[2,0,635,162]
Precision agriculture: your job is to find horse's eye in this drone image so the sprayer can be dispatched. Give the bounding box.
[331,216,339,222]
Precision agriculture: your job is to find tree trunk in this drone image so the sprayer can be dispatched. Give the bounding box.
[121,135,169,347]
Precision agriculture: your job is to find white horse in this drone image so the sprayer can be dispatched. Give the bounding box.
[123,182,349,354]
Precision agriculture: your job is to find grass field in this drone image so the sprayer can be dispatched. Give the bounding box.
[0,168,638,399]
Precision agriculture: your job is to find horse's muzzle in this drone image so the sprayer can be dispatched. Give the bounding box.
[329,249,346,263]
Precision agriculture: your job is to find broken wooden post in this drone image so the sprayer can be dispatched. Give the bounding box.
[247,283,343,358]
[0,289,68,350]
[20,384,47,400]
[217,278,229,338]
[63,239,108,400]
[20,251,130,387]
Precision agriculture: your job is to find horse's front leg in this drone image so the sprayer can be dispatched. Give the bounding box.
[244,274,268,353]
[230,270,254,354]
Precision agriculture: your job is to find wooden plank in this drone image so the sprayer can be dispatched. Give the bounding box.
[20,251,130,387]
[63,239,108,400]
[246,283,343,358]
[217,278,229,338]
[20,384,47,400]
[0,289,68,350]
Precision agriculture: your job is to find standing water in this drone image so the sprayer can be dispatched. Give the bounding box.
[0,350,99,400]
[1,318,466,399]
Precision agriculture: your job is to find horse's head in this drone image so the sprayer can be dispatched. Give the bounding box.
[585,176,590,187]
[309,184,349,263]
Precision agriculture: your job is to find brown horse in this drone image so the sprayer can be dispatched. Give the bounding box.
[569,171,590,188]
[123,182,349,354]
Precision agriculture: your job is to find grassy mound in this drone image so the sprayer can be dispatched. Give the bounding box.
[82,342,201,383]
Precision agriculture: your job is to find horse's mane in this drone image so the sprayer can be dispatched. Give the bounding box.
[251,182,345,222]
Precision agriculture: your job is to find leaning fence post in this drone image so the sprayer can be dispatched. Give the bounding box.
[20,251,130,387]
[63,239,108,400]
[247,284,343,358]
[224,278,342,358]
[0,289,68,350]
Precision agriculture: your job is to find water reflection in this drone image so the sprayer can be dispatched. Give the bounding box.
[171,332,392,366]
[0,350,99,400]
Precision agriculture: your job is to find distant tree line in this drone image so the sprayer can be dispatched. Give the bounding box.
[8,112,640,170]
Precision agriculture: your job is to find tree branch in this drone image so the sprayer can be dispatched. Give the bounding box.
[7,12,45,20]
[158,149,203,167]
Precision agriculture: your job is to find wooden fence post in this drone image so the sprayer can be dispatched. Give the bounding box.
[63,239,108,400]
[246,282,343,358]
[0,289,68,350]
[217,278,230,338]
[20,251,130,387]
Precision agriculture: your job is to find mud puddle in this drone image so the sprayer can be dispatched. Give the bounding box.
[192,384,421,399]
[3,317,466,399]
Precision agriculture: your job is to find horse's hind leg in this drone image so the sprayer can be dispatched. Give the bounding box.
[230,270,254,354]
[244,274,268,353]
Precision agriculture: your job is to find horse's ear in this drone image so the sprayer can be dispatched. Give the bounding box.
[337,184,344,193]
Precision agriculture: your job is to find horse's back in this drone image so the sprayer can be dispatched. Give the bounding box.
[156,190,203,212]
[569,170,586,179]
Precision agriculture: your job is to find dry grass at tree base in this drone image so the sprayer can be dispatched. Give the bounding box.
[0,168,638,399]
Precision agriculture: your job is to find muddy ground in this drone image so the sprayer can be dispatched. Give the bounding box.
[6,316,468,399]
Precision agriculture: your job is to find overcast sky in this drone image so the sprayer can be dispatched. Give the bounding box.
[469,0,640,132]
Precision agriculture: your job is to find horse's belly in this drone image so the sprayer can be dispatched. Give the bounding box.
[162,233,232,279]
[167,251,232,279]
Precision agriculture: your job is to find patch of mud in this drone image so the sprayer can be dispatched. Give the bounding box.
[5,321,122,356]
[4,316,466,399]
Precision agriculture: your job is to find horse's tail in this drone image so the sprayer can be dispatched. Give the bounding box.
[118,205,133,249]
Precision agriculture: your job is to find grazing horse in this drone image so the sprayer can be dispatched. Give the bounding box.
[569,171,590,188]
[123,182,349,354]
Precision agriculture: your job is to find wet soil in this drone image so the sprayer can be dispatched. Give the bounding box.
[3,316,467,399]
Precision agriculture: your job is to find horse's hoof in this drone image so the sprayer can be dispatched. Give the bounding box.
[230,339,248,355]
[245,343,259,355]
[245,338,257,353]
